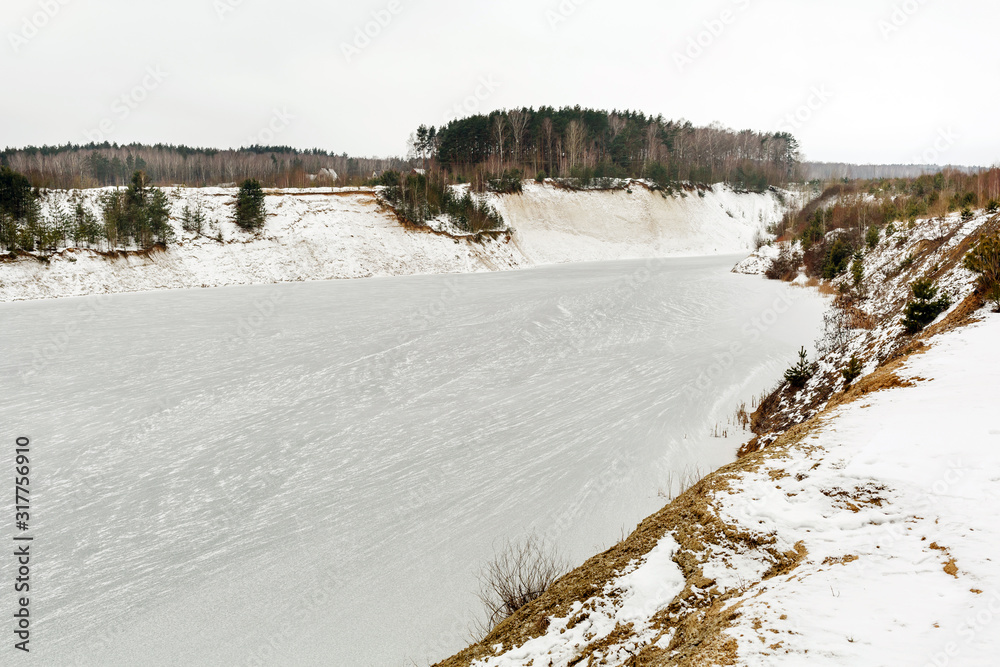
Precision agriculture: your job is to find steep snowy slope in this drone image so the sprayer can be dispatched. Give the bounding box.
[437,211,1000,667]
[0,183,796,302]
[442,315,1000,667]
[494,182,792,264]
[0,188,525,302]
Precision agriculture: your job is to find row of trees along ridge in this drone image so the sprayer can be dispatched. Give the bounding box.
[408,106,800,192]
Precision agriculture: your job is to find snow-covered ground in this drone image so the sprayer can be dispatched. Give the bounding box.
[0,255,826,666]
[494,182,793,265]
[0,188,525,302]
[463,308,1000,667]
[738,210,995,448]
[720,316,1000,666]
[0,183,795,302]
[732,242,783,276]
[443,210,1000,667]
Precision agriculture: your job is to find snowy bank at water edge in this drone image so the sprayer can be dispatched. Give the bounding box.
[731,242,783,275]
[435,210,1000,666]
[441,315,1000,666]
[0,182,801,302]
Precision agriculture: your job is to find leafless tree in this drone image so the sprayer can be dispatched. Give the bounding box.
[541,117,554,174]
[507,109,530,166]
[565,120,586,170]
[493,114,508,171]
[644,122,662,167]
[608,113,626,139]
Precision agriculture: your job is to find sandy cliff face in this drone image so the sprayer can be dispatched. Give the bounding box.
[0,183,792,301]
[494,182,791,264]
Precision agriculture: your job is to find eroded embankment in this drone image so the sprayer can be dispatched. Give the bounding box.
[491,182,793,265]
[0,183,793,302]
[0,188,525,302]
[436,210,1000,667]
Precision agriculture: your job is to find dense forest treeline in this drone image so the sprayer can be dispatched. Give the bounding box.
[4,107,800,194]
[375,106,800,231]
[410,106,800,191]
[0,143,413,189]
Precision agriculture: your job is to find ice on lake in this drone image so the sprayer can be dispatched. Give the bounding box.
[0,255,826,666]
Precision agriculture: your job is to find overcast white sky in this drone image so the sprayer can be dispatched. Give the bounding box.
[2,0,996,165]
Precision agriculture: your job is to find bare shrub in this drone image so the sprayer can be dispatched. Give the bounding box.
[817,307,852,354]
[753,227,769,251]
[732,401,751,430]
[765,244,802,281]
[660,466,707,502]
[476,535,568,636]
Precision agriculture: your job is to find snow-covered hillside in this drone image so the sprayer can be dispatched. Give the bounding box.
[494,182,793,265]
[447,314,1000,667]
[740,210,997,453]
[0,188,525,302]
[0,183,796,302]
[437,211,1000,667]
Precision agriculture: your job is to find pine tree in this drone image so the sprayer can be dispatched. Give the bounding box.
[181,204,207,235]
[842,355,863,386]
[964,233,1000,312]
[234,179,266,231]
[124,171,149,246]
[784,347,815,389]
[901,278,951,334]
[146,189,174,246]
[0,166,37,250]
[100,190,125,249]
[866,225,880,250]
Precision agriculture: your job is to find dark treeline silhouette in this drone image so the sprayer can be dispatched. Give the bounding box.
[412,106,800,191]
[0,143,414,189]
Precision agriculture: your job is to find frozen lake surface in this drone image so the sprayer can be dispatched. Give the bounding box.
[0,256,826,666]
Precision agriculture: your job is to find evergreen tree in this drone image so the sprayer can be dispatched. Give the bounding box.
[784,347,816,389]
[234,179,266,231]
[822,237,854,280]
[71,202,103,247]
[964,233,1000,311]
[0,166,34,221]
[842,355,863,386]
[98,171,174,249]
[124,170,149,245]
[181,204,207,235]
[901,278,951,334]
[147,189,175,246]
[865,225,880,250]
[0,166,37,250]
[100,190,125,249]
[850,251,864,288]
